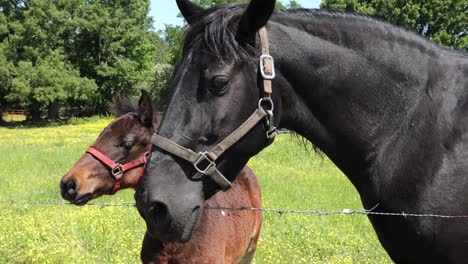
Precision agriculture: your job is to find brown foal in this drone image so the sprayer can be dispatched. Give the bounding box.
[60,91,262,264]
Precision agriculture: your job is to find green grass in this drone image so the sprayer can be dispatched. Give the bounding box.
[0,118,392,263]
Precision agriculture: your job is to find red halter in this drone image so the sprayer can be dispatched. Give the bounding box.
[86,146,148,194]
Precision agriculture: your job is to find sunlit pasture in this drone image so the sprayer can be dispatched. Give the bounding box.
[0,117,391,263]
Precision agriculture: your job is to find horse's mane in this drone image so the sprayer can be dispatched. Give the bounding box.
[183,4,466,60]
[281,8,466,56]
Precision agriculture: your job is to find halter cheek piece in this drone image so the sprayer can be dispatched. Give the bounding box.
[151,27,276,191]
[85,147,148,194]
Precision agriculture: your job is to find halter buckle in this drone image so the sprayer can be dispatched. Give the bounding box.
[111,165,123,177]
[260,54,275,80]
[194,152,216,175]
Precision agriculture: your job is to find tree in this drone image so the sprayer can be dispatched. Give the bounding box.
[67,0,157,114]
[287,0,303,9]
[320,0,468,50]
[4,50,97,120]
[0,0,99,120]
[0,0,162,119]
[147,63,173,108]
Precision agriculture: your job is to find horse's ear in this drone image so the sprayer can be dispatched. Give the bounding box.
[176,0,204,25]
[237,0,276,45]
[113,96,135,117]
[138,90,153,127]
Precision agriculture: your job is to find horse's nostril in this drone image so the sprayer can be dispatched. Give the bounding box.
[147,201,172,233]
[152,202,168,220]
[66,180,76,192]
[60,179,77,201]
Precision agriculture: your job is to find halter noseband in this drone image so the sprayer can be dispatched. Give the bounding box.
[151,27,276,191]
[86,146,148,194]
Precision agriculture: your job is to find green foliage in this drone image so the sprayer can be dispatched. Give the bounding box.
[164,24,186,65]
[0,0,163,118]
[136,63,173,110]
[149,63,174,109]
[320,0,468,50]
[287,0,303,9]
[0,118,391,263]
[3,49,97,119]
[64,0,157,113]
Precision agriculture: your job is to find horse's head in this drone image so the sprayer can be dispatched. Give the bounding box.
[61,91,158,205]
[136,0,277,242]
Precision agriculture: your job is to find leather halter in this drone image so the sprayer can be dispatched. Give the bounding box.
[151,26,276,191]
[86,146,148,194]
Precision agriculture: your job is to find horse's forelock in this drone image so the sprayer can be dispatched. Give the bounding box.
[183,3,258,62]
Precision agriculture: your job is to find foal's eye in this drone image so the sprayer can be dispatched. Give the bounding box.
[120,141,134,150]
[209,75,230,96]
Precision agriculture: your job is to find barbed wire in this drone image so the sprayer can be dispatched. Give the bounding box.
[0,199,135,209]
[2,199,468,219]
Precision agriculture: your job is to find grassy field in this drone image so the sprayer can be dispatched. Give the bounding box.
[0,117,392,263]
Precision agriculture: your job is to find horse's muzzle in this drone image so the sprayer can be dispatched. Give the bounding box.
[135,186,203,243]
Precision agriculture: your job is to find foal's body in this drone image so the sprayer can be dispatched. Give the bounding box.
[142,167,261,264]
[60,93,262,263]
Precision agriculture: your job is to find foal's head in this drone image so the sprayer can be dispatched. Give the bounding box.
[60,91,158,205]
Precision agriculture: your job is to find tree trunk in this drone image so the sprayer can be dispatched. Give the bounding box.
[0,109,5,124]
[29,107,41,121]
[48,100,60,120]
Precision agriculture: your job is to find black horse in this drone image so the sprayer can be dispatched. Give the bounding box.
[136,0,468,262]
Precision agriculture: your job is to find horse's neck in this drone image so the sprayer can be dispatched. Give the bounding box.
[268,14,442,190]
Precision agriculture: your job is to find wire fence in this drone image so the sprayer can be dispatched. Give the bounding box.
[2,199,468,219]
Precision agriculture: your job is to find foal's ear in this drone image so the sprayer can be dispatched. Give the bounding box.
[237,0,276,45]
[138,90,153,127]
[176,0,204,25]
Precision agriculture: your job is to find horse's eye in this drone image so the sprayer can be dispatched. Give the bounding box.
[120,141,134,150]
[209,75,230,96]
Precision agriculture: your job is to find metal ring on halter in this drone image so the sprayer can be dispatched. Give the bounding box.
[258,97,274,112]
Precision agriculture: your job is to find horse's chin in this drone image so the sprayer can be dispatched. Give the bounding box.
[180,205,202,242]
[73,193,93,206]
[147,205,202,243]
